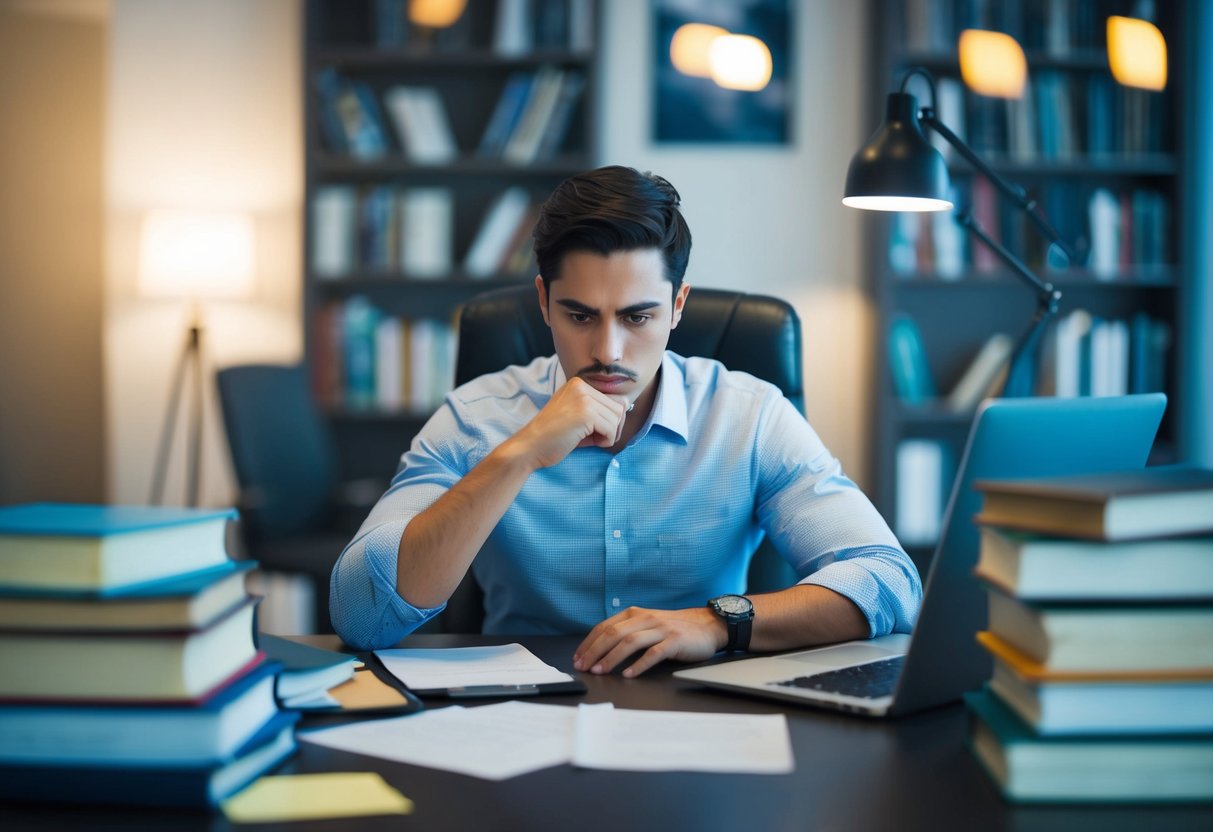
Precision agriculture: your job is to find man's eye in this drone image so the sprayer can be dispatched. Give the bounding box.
[626,314,650,325]
[569,313,591,324]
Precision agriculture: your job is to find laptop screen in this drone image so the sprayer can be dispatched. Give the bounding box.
[890,393,1166,714]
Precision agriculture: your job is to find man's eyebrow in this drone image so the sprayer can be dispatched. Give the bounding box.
[555,299,663,316]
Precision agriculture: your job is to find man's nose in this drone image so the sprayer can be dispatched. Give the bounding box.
[591,321,624,364]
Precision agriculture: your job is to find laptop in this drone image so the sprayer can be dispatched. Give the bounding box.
[673,393,1167,717]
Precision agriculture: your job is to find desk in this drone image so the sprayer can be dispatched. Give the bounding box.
[1,634,1210,832]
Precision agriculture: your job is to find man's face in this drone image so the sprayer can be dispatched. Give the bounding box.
[537,249,689,410]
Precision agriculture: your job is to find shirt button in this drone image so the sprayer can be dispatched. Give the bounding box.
[612,530,622,539]
[612,597,621,607]
[611,459,620,468]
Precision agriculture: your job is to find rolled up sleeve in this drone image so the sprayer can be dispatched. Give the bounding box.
[329,403,473,649]
[754,395,922,637]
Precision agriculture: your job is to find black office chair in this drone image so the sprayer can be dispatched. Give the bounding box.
[441,284,805,632]
[215,363,384,634]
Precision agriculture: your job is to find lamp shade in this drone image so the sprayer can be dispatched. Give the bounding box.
[138,210,255,300]
[843,92,953,212]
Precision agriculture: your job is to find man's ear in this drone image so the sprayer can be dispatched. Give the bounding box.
[535,275,551,327]
[670,283,691,329]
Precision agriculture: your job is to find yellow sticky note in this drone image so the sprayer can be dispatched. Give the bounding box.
[221,772,413,823]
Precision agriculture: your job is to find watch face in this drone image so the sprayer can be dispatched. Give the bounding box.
[714,595,752,615]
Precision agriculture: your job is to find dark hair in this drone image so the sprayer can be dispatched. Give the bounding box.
[533,166,692,295]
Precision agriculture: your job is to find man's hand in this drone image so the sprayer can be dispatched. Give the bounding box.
[510,377,629,469]
[573,605,727,678]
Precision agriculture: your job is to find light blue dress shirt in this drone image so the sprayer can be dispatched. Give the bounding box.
[330,352,921,650]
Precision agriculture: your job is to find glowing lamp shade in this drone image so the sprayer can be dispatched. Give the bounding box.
[1107,16,1168,91]
[408,0,468,28]
[708,34,773,92]
[958,29,1027,98]
[843,92,953,213]
[138,210,255,300]
[670,23,728,78]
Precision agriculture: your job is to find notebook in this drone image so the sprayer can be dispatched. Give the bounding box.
[674,393,1167,717]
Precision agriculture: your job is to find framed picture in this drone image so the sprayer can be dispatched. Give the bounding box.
[653,0,792,144]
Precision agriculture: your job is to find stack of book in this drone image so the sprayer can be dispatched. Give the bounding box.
[0,503,297,810]
[966,466,1213,803]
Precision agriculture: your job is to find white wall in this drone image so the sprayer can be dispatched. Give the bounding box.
[600,1,875,484]
[105,0,303,506]
[103,0,874,505]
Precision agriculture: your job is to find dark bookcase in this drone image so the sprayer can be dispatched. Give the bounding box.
[866,0,1190,571]
[303,0,599,481]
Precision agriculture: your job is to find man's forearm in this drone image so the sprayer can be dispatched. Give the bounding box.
[395,439,536,608]
[749,584,870,651]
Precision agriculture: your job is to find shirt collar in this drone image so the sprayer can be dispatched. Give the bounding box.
[546,352,689,445]
[643,352,689,444]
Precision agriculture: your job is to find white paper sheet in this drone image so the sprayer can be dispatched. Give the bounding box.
[374,643,574,689]
[572,703,795,774]
[298,701,577,781]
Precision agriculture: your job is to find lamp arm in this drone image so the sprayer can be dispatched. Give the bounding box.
[918,109,1076,265]
[954,209,1057,297]
[955,209,1064,398]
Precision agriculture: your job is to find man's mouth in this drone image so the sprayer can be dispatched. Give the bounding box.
[583,374,633,393]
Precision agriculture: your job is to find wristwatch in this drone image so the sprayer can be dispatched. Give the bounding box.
[707,594,754,652]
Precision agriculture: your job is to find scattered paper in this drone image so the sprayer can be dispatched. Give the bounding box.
[221,772,413,822]
[299,701,577,781]
[573,703,795,774]
[299,700,796,780]
[375,643,573,689]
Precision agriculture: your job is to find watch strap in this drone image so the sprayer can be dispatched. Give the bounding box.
[732,615,752,652]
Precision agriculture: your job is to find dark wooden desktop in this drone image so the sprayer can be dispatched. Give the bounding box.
[2,634,1210,832]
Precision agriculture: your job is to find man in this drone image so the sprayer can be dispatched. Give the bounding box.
[331,166,920,677]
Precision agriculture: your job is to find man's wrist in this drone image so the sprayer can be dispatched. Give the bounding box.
[492,434,543,476]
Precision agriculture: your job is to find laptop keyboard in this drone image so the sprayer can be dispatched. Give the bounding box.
[772,655,905,700]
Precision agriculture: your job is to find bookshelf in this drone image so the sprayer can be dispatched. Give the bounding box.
[867,0,1190,571]
[303,0,598,481]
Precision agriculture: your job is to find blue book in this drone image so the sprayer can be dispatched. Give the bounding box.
[0,561,254,631]
[966,690,1213,803]
[0,504,237,593]
[258,633,357,704]
[0,660,281,766]
[887,315,936,403]
[0,710,298,809]
[476,72,534,158]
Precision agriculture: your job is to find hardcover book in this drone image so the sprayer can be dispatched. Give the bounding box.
[0,561,254,631]
[0,504,237,592]
[966,690,1213,803]
[0,598,261,702]
[975,465,1213,541]
[984,591,1213,673]
[0,711,298,809]
[0,660,281,766]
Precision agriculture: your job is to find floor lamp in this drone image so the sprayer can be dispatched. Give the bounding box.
[139,210,255,506]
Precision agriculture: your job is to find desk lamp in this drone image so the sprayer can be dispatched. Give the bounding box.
[139,210,255,506]
[843,67,1074,397]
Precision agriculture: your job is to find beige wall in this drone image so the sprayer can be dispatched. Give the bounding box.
[0,4,107,504]
[105,0,303,506]
[600,1,875,486]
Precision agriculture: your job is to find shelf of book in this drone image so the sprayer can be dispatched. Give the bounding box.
[304,0,599,481]
[868,0,1189,560]
[315,47,592,69]
[311,155,592,178]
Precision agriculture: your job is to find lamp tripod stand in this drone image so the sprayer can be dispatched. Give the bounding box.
[149,304,205,507]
